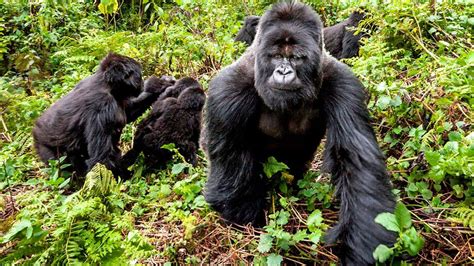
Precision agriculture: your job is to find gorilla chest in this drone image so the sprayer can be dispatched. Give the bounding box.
[258,107,321,139]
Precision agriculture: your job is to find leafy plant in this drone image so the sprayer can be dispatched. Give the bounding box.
[373,202,424,263]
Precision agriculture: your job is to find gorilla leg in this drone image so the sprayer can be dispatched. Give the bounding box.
[178,141,198,166]
[206,150,268,226]
[204,81,267,226]
[120,146,141,176]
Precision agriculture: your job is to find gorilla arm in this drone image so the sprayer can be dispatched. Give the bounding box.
[204,70,267,226]
[125,92,159,122]
[85,96,129,178]
[125,76,175,122]
[320,60,396,265]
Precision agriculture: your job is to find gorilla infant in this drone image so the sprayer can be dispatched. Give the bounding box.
[205,2,395,265]
[120,77,205,171]
[234,10,367,59]
[33,53,174,179]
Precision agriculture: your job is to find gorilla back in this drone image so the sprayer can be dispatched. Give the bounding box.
[204,2,395,265]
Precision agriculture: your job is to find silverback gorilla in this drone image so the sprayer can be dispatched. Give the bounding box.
[120,77,205,171]
[33,53,174,179]
[234,10,367,60]
[204,3,395,265]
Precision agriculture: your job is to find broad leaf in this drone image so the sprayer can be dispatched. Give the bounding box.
[373,244,393,263]
[266,253,283,266]
[394,202,412,230]
[375,212,399,232]
[263,157,289,178]
[257,234,273,253]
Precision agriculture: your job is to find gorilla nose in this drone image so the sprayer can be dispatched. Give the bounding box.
[276,66,293,76]
[274,66,296,85]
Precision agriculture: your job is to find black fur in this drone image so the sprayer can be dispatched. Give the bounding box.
[204,2,395,265]
[121,77,205,171]
[234,15,260,46]
[32,53,174,180]
[234,11,367,60]
[323,11,367,59]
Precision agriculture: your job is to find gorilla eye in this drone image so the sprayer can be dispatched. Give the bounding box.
[273,54,282,59]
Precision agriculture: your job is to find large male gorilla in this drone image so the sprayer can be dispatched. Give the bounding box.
[120,77,205,170]
[234,10,367,60]
[204,2,395,265]
[33,53,174,179]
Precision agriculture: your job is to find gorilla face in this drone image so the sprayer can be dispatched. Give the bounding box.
[254,3,324,112]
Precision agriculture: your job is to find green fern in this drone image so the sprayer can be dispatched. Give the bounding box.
[451,207,474,230]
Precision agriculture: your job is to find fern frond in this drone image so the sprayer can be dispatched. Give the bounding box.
[451,207,474,230]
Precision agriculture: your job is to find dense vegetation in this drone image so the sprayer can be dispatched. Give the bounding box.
[0,0,472,264]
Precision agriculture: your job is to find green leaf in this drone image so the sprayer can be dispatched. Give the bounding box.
[448,131,462,141]
[424,151,440,165]
[257,234,273,253]
[308,231,321,244]
[401,227,424,256]
[421,189,433,200]
[171,163,187,175]
[376,95,391,110]
[307,210,323,232]
[276,211,290,225]
[407,182,418,192]
[98,0,118,15]
[375,213,400,232]
[444,141,459,152]
[161,143,176,151]
[390,95,402,107]
[266,253,283,266]
[2,219,33,243]
[292,230,307,242]
[263,157,289,178]
[373,244,394,263]
[394,202,412,230]
[160,184,172,197]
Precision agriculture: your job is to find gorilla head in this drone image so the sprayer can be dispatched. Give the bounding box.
[234,15,260,45]
[254,3,324,112]
[100,53,143,99]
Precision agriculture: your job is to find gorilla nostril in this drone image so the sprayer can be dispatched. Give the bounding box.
[277,66,293,76]
[283,68,293,75]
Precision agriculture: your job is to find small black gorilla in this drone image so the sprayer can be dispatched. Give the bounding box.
[205,2,395,265]
[234,11,367,60]
[234,16,260,46]
[323,11,368,59]
[120,77,206,171]
[33,53,174,179]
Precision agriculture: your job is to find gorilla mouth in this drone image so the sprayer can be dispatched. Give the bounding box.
[270,83,302,92]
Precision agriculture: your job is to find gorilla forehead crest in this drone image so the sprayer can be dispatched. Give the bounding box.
[257,1,323,48]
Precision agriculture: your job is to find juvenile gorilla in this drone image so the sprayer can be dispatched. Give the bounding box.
[33,53,174,179]
[234,11,367,59]
[120,77,205,171]
[205,3,395,265]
